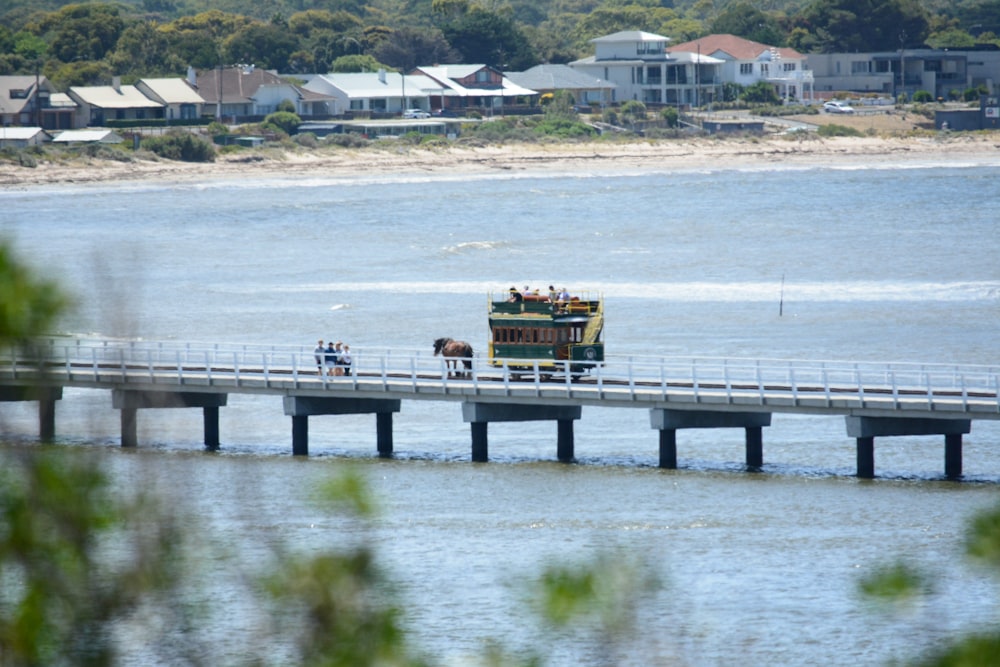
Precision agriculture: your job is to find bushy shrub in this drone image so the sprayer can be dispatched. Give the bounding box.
[142,130,216,162]
[262,111,301,135]
[660,107,679,127]
[912,90,933,103]
[817,123,863,137]
[293,132,319,148]
[325,133,369,148]
[533,118,597,139]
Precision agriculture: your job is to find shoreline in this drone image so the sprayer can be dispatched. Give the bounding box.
[2,134,1000,188]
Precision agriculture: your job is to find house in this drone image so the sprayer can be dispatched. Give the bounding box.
[0,126,48,148]
[807,47,1000,100]
[68,78,164,127]
[667,34,813,104]
[504,64,615,108]
[303,70,437,115]
[135,75,206,123]
[0,75,74,129]
[51,129,124,144]
[412,65,537,114]
[569,30,724,107]
[194,66,334,122]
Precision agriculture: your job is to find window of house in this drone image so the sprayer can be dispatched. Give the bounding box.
[783,62,796,72]
[851,61,870,74]
[475,70,490,83]
[740,63,753,75]
[761,64,769,76]
[924,60,941,72]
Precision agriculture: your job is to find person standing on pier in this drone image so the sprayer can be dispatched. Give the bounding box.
[341,344,352,376]
[314,340,325,375]
[324,341,338,376]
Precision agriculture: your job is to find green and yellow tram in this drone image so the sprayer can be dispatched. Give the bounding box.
[487,290,604,375]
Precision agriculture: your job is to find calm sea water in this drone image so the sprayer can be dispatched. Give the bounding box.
[3,156,1000,665]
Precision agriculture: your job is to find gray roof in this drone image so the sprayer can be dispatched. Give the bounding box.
[137,78,205,104]
[505,64,615,92]
[591,31,669,43]
[68,84,162,110]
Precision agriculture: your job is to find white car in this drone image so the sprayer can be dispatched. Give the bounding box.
[403,108,431,119]
[823,100,855,114]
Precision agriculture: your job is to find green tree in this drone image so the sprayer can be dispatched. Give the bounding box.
[40,3,125,63]
[329,54,386,72]
[373,26,459,72]
[710,2,786,45]
[925,27,977,48]
[222,20,300,71]
[440,6,535,70]
[742,80,781,104]
[107,22,182,77]
[799,0,930,52]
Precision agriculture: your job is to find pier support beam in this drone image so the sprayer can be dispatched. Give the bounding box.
[112,390,228,449]
[461,402,583,463]
[0,386,62,442]
[845,416,972,479]
[650,409,772,471]
[283,397,401,457]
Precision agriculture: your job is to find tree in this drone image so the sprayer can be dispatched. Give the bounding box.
[329,54,386,72]
[741,80,781,104]
[107,22,183,77]
[39,3,125,63]
[222,20,300,71]
[925,27,977,48]
[372,27,459,72]
[799,0,930,52]
[710,2,786,45]
[439,6,535,70]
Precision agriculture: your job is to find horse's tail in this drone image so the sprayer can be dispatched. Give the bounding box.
[463,344,473,369]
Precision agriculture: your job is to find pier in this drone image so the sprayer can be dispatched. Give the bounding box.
[2,338,998,479]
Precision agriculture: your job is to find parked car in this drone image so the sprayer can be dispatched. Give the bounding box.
[403,108,431,119]
[823,100,855,114]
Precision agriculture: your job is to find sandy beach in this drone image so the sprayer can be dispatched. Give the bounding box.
[2,134,1000,188]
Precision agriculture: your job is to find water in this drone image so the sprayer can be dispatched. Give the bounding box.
[2,158,1000,665]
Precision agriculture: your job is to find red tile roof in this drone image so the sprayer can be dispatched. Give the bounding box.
[667,34,803,61]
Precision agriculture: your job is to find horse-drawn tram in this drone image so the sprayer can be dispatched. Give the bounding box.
[487,290,605,377]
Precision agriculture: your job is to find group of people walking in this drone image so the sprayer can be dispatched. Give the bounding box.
[313,340,352,376]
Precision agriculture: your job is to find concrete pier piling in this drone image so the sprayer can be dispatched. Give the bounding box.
[461,402,583,463]
[845,416,972,479]
[283,396,401,457]
[650,409,773,471]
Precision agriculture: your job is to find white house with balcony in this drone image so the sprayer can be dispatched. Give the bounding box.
[668,34,814,104]
[569,30,724,106]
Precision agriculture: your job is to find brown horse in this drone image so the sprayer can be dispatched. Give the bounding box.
[433,337,474,378]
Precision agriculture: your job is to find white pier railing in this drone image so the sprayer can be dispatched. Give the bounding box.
[2,337,999,419]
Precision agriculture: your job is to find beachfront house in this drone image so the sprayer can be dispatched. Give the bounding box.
[504,64,616,109]
[569,30,723,107]
[303,70,436,115]
[194,66,334,122]
[135,75,206,123]
[667,34,814,104]
[0,75,75,130]
[412,65,537,115]
[68,78,164,127]
[807,47,1000,101]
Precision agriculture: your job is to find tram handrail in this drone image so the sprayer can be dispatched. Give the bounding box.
[2,337,998,416]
